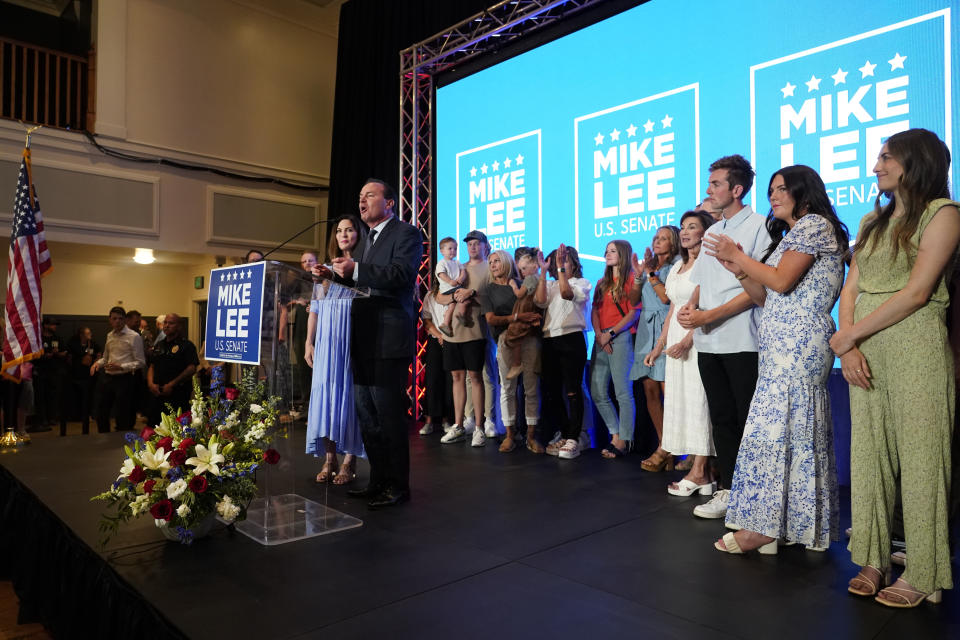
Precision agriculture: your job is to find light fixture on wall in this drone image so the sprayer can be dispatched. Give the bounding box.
[133,248,156,265]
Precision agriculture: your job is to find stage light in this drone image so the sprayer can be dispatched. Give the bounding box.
[133,248,156,265]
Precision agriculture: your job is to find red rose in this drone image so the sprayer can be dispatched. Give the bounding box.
[143,479,156,494]
[177,412,192,426]
[178,437,195,451]
[263,449,280,465]
[149,499,174,521]
[139,427,156,441]
[156,437,173,453]
[188,475,208,493]
[127,465,146,484]
[224,386,239,401]
[168,449,187,467]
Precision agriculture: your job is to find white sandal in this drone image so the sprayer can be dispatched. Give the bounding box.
[667,478,716,497]
[714,531,777,555]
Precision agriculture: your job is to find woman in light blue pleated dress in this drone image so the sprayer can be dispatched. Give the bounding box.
[629,226,680,471]
[305,214,367,485]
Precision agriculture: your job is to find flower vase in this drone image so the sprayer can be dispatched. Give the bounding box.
[160,512,217,543]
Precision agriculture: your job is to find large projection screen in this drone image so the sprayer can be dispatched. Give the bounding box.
[436,0,958,302]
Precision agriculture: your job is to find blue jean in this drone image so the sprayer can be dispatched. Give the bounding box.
[590,331,635,441]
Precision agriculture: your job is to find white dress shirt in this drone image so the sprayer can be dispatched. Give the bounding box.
[688,204,773,354]
[96,326,146,373]
[536,276,592,338]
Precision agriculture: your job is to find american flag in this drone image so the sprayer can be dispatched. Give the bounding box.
[1,148,51,382]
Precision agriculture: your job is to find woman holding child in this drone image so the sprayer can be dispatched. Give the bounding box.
[482,249,543,453]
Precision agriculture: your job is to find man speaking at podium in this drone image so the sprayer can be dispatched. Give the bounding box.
[330,178,422,509]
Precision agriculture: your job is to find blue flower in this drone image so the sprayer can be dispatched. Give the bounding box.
[176,526,194,545]
[166,467,184,481]
[123,432,139,444]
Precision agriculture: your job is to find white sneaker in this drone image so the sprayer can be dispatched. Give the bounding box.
[484,419,497,438]
[462,416,477,434]
[471,428,487,447]
[440,425,466,444]
[693,489,730,519]
[418,423,434,435]
[442,421,454,433]
[558,439,580,459]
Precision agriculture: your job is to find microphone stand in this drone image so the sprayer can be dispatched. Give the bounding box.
[261,219,333,259]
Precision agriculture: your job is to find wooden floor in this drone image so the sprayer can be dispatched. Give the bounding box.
[0,581,50,640]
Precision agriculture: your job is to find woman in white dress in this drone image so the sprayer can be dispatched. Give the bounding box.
[644,210,717,495]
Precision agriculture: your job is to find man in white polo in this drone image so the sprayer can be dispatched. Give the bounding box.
[678,154,773,519]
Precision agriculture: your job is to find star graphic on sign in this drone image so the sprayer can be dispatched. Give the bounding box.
[247,269,253,279]
[888,52,906,70]
[805,75,821,92]
[610,128,621,141]
[643,119,655,133]
[594,132,604,146]
[470,166,477,177]
[831,67,848,85]
[626,123,637,137]
[503,156,511,168]
[515,154,524,165]
[233,272,238,281]
[238,270,245,280]
[780,81,796,98]
[481,163,488,174]
[859,60,876,78]
[492,160,500,171]
[661,114,673,128]
[220,274,225,282]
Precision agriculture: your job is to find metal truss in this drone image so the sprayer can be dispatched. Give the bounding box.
[399,0,609,420]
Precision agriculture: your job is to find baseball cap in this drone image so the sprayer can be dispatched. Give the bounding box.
[463,230,488,244]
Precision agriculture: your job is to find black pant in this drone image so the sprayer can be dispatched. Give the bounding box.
[697,351,759,489]
[424,338,453,422]
[353,357,411,492]
[34,363,67,429]
[96,373,137,432]
[541,332,587,440]
[70,376,95,434]
[147,385,192,430]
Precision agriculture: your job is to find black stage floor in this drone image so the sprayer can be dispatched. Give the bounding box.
[2,425,958,639]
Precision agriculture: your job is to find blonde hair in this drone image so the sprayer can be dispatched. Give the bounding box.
[487,249,518,285]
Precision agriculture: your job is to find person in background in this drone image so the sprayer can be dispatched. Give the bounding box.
[419,277,455,436]
[536,244,591,459]
[678,154,773,519]
[154,314,167,346]
[244,249,264,263]
[459,230,499,439]
[831,128,959,607]
[591,240,640,458]
[92,306,145,432]
[647,211,717,496]
[482,250,542,453]
[435,236,468,336]
[147,313,199,428]
[66,326,101,435]
[34,316,67,434]
[707,165,847,555]
[630,225,681,471]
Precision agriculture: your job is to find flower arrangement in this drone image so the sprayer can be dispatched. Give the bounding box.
[93,367,283,545]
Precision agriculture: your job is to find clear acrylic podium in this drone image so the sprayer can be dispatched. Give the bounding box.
[231,261,366,545]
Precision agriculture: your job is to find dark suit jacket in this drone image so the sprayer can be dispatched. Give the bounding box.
[346,215,423,362]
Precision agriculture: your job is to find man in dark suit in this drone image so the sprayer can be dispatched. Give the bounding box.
[330,178,422,509]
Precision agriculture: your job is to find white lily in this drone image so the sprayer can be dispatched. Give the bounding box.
[186,442,225,476]
[117,457,137,480]
[249,403,263,414]
[140,447,172,473]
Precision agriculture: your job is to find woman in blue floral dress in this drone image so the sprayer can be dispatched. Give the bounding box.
[703,165,849,554]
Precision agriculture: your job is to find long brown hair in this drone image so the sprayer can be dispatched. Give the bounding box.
[326,214,365,262]
[593,240,633,306]
[854,128,951,260]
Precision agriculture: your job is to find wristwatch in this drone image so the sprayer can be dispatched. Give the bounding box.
[608,329,617,338]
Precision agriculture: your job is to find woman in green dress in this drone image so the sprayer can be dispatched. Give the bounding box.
[830,128,960,608]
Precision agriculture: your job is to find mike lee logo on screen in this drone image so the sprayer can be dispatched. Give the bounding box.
[751,9,951,229]
[456,130,542,252]
[574,84,700,262]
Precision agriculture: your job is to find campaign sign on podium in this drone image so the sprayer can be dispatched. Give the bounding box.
[204,262,266,365]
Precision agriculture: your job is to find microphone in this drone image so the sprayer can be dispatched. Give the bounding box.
[261,218,334,259]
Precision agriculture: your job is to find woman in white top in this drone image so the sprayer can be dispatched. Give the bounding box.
[644,210,717,495]
[534,244,592,459]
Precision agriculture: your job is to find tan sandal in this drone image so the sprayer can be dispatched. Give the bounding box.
[499,436,517,453]
[333,458,356,485]
[641,448,674,472]
[315,459,337,484]
[847,566,889,597]
[875,579,942,608]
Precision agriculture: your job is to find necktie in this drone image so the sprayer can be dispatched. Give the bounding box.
[366,229,378,254]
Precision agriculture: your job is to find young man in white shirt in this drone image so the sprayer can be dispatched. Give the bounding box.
[678,154,773,519]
